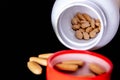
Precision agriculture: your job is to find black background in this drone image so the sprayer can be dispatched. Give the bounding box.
[0,0,8,8]
[13,0,120,80]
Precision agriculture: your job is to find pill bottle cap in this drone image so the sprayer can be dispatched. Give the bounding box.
[47,50,113,80]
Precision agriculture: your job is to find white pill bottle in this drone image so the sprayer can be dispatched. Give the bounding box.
[51,0,120,50]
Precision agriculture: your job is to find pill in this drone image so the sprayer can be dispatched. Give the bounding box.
[71,17,79,25]
[79,28,85,33]
[82,13,92,22]
[90,19,95,28]
[83,32,90,40]
[93,28,99,33]
[81,21,90,28]
[75,30,83,40]
[27,61,42,75]
[29,57,47,66]
[77,12,86,20]
[61,60,84,67]
[89,30,97,38]
[72,24,81,31]
[38,53,53,59]
[95,19,100,27]
[89,63,106,75]
[54,63,79,72]
[86,27,93,33]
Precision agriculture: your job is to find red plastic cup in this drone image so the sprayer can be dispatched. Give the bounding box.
[46,50,113,80]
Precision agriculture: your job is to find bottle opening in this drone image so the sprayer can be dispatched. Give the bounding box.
[57,1,106,50]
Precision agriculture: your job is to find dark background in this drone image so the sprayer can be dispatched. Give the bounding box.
[13,0,120,80]
[0,0,8,8]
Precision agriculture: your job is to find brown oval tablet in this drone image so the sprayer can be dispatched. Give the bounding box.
[54,63,79,72]
[27,61,42,75]
[82,13,92,22]
[89,30,97,38]
[89,63,106,75]
[83,32,90,40]
[86,27,93,33]
[71,17,79,25]
[75,30,83,40]
[61,60,84,67]
[38,53,53,59]
[29,57,47,66]
[72,24,81,31]
[81,21,90,29]
[90,19,95,28]
[77,12,86,20]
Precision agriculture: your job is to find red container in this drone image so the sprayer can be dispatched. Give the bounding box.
[46,50,113,80]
